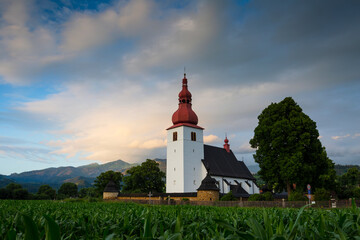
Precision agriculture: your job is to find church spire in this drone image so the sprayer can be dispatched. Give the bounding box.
[224,136,230,152]
[171,74,198,125]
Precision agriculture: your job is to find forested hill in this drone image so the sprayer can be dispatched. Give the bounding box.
[335,164,360,175]
[0,160,137,192]
[9,159,135,183]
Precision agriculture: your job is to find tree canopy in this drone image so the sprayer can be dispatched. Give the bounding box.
[58,182,78,198]
[123,159,165,193]
[249,97,335,194]
[37,185,56,200]
[0,183,29,199]
[94,170,123,195]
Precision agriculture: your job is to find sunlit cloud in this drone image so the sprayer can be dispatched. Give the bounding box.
[332,134,351,140]
[204,134,221,144]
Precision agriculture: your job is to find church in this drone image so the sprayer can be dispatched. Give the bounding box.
[166,74,259,198]
[103,74,259,201]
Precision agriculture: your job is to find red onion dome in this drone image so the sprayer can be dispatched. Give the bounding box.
[171,74,198,125]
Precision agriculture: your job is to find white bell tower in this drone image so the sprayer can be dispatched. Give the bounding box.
[166,74,206,193]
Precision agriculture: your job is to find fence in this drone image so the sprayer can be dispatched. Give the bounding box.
[113,198,360,208]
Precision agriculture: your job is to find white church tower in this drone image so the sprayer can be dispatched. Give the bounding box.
[166,74,206,193]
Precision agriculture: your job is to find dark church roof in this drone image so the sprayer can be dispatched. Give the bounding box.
[202,145,255,180]
[230,184,250,198]
[104,181,119,193]
[197,173,219,191]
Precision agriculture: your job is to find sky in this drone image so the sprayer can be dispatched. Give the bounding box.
[0,0,359,175]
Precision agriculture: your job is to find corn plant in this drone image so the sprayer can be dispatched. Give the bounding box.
[0,200,359,239]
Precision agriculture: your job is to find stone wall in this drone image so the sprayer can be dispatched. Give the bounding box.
[103,192,118,200]
[197,190,219,201]
[104,191,219,201]
[117,196,198,201]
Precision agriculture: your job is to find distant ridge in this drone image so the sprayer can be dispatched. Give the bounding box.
[1,160,137,192]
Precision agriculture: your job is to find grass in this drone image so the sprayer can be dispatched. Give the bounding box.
[0,200,359,239]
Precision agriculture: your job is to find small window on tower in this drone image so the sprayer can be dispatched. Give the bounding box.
[193,180,196,185]
[191,132,196,141]
[173,180,176,185]
[173,132,177,141]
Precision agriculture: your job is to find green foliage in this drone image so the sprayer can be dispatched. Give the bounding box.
[336,167,360,199]
[248,192,274,201]
[0,183,29,199]
[0,188,10,199]
[58,183,78,198]
[314,188,330,201]
[6,183,22,191]
[13,189,29,200]
[94,170,123,196]
[288,191,308,201]
[253,173,265,187]
[248,193,263,201]
[353,187,360,199]
[339,167,360,186]
[37,185,56,200]
[249,97,336,194]
[220,191,237,201]
[334,164,360,175]
[78,187,98,198]
[123,159,165,193]
[1,200,360,239]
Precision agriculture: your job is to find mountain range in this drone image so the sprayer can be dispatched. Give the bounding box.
[0,160,136,193]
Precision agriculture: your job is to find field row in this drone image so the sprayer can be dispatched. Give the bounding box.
[0,200,359,239]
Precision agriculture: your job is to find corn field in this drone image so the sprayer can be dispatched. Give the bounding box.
[0,200,359,240]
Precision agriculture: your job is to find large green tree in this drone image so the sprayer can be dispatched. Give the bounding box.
[249,97,335,194]
[94,170,123,195]
[58,182,78,198]
[123,159,165,193]
[37,185,56,199]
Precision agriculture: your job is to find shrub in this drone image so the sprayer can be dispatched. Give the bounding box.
[34,193,52,200]
[288,191,308,201]
[314,188,330,201]
[220,191,237,201]
[352,187,360,199]
[248,194,263,201]
[263,192,274,201]
[248,192,274,201]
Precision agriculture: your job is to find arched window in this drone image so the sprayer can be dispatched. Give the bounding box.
[191,132,196,141]
[173,132,177,141]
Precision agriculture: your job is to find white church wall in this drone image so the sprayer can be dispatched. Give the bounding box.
[166,127,184,193]
[211,176,259,195]
[166,125,204,193]
[183,126,204,192]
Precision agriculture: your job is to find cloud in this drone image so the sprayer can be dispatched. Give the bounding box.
[17,80,172,163]
[332,134,351,140]
[0,145,55,164]
[234,143,255,154]
[1,0,360,168]
[61,0,153,53]
[204,134,221,144]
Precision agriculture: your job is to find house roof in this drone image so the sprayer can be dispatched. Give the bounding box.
[202,144,255,180]
[197,173,219,191]
[104,181,119,193]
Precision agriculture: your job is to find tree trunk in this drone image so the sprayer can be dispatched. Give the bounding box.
[287,182,292,196]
